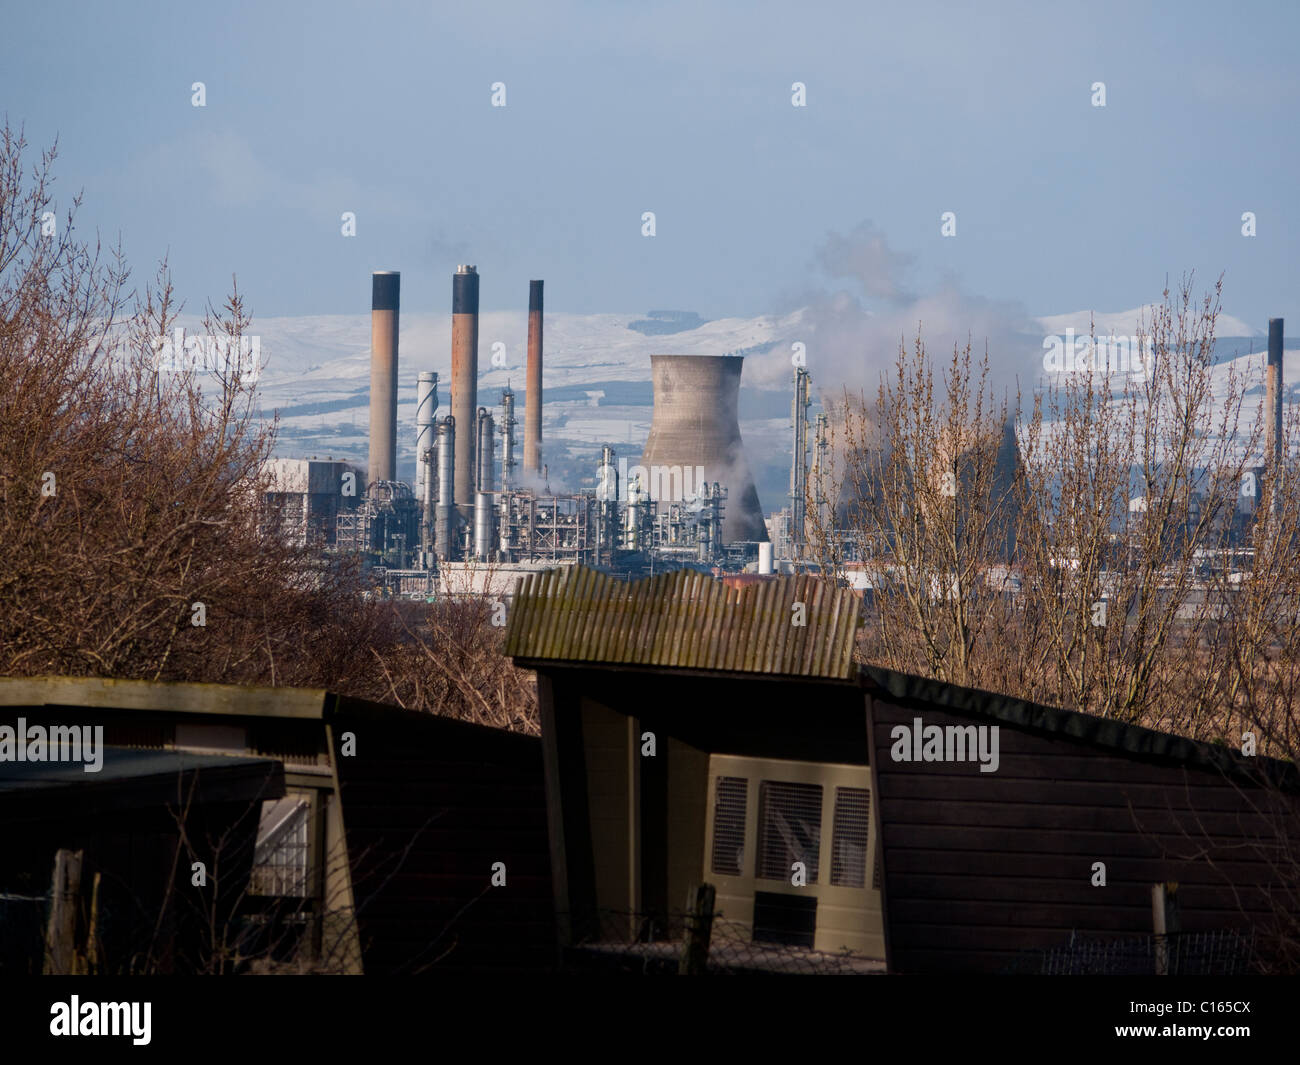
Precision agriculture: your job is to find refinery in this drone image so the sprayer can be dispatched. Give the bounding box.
[260,267,837,599]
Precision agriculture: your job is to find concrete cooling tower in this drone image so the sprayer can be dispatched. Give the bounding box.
[639,355,768,543]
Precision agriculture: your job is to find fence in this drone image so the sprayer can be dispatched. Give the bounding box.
[1004,928,1258,975]
[561,888,886,975]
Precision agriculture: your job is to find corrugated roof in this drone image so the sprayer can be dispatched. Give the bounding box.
[505,566,859,680]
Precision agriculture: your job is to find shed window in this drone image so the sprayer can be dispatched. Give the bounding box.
[830,787,870,888]
[756,781,822,883]
[710,777,748,876]
[250,796,311,898]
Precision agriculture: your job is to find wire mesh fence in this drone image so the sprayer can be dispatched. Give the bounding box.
[560,906,886,975]
[1003,928,1258,975]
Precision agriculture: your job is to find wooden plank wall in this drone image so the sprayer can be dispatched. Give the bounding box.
[332,703,554,973]
[868,693,1298,973]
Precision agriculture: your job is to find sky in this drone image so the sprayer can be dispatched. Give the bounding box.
[2,0,1298,332]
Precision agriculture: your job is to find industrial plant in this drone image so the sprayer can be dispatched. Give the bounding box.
[260,262,1292,614]
[263,267,848,599]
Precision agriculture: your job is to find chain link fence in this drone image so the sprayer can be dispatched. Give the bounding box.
[1003,928,1258,975]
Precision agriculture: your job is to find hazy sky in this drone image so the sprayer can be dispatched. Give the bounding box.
[3,0,1297,329]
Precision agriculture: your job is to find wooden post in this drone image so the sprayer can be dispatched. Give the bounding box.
[44,848,83,976]
[679,883,716,975]
[1152,881,1180,975]
[82,871,102,976]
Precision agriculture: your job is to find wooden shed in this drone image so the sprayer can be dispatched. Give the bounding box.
[0,678,553,974]
[506,566,1300,974]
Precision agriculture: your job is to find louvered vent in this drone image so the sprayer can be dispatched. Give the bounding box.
[757,781,822,883]
[830,787,870,888]
[710,777,748,875]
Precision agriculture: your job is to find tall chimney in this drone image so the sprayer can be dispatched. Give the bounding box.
[451,266,479,518]
[524,279,543,476]
[1268,318,1284,514]
[368,271,400,485]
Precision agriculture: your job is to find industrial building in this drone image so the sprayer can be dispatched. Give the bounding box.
[263,267,788,597]
[261,263,1292,606]
[262,457,365,547]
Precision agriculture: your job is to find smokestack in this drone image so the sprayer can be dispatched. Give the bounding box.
[368,271,400,485]
[1268,318,1284,515]
[451,266,479,517]
[639,355,768,543]
[416,371,438,502]
[436,416,455,560]
[1268,319,1284,469]
[524,280,543,475]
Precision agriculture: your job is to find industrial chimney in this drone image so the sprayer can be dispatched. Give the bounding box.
[368,271,400,485]
[524,280,543,476]
[451,266,479,519]
[639,355,768,543]
[1266,318,1285,516]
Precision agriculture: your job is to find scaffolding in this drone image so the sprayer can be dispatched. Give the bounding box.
[497,491,594,563]
[335,480,420,569]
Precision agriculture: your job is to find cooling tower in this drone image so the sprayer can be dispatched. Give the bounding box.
[639,355,768,543]
[524,280,543,476]
[451,266,479,517]
[368,271,400,485]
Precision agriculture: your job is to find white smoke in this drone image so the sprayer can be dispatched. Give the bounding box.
[794,221,1041,407]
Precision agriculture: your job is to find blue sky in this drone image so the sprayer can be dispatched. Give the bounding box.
[3,0,1297,328]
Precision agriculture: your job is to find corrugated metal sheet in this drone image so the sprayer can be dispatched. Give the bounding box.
[504,566,859,680]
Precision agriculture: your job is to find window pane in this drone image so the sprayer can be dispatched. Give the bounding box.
[831,787,870,888]
[250,796,312,898]
[710,777,748,875]
[756,781,822,883]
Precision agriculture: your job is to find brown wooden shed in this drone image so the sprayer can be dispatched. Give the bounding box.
[0,678,553,974]
[506,565,1300,974]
